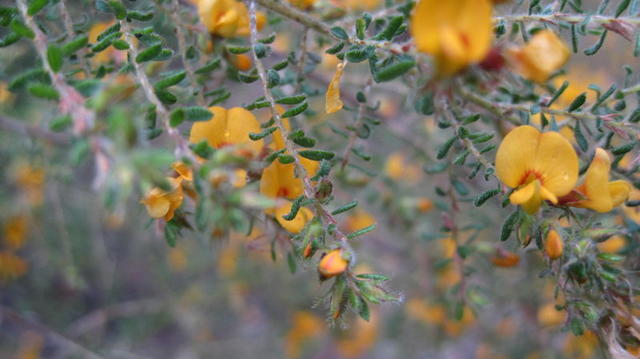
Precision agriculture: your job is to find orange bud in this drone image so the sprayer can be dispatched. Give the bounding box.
[544,230,563,260]
[416,198,434,213]
[491,249,520,268]
[231,54,252,71]
[318,249,349,280]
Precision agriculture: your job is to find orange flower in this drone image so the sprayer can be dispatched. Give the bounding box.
[140,178,184,221]
[325,62,345,114]
[544,230,563,260]
[491,249,520,267]
[318,249,349,279]
[495,125,578,214]
[507,30,570,83]
[564,148,631,213]
[3,214,28,250]
[197,0,266,37]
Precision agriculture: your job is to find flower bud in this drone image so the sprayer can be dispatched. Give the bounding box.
[491,249,520,268]
[318,249,349,280]
[544,230,563,260]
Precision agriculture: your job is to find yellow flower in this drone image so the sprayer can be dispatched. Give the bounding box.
[325,62,345,114]
[566,148,631,213]
[544,229,563,260]
[336,311,379,358]
[0,250,27,282]
[172,162,193,182]
[410,0,493,75]
[197,0,265,37]
[597,235,627,253]
[275,202,314,234]
[318,249,349,279]
[140,178,184,221]
[495,125,579,214]
[189,106,264,158]
[230,53,252,71]
[13,162,45,206]
[491,249,520,268]
[405,299,446,325]
[384,153,422,183]
[3,214,28,251]
[287,0,317,10]
[507,30,570,83]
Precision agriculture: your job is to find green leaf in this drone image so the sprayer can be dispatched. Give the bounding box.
[282,195,305,221]
[292,136,315,148]
[574,121,588,152]
[276,94,305,105]
[358,297,370,321]
[195,58,221,74]
[155,89,177,105]
[584,30,607,56]
[330,26,349,40]
[184,106,213,122]
[112,39,129,50]
[373,59,415,82]
[298,149,335,161]
[108,0,126,19]
[281,102,308,118]
[278,154,295,164]
[347,223,376,239]
[28,83,59,100]
[287,252,297,273]
[325,42,345,55]
[127,10,153,21]
[611,142,635,156]
[226,45,251,54]
[62,34,88,56]
[331,201,358,215]
[249,126,277,141]
[355,18,366,40]
[615,0,631,17]
[0,32,21,48]
[356,273,389,282]
[169,108,184,127]
[10,18,34,39]
[46,45,63,73]
[135,43,162,63]
[473,189,500,207]
[567,93,586,112]
[154,70,186,89]
[372,15,403,40]
[27,0,49,16]
[437,136,457,160]
[500,210,521,242]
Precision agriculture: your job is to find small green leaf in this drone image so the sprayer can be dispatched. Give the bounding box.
[195,58,221,74]
[373,59,415,82]
[249,126,277,141]
[298,149,335,161]
[136,43,162,63]
[10,18,34,39]
[46,45,63,73]
[347,223,376,239]
[62,34,88,55]
[473,189,500,207]
[330,26,349,40]
[331,201,358,215]
[275,94,306,105]
[28,83,59,100]
[281,102,308,118]
[27,0,49,16]
[500,210,521,242]
[567,93,587,112]
[154,70,187,90]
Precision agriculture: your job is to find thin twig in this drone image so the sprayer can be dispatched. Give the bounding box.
[254,0,406,54]
[248,1,350,243]
[58,0,90,75]
[494,13,640,28]
[169,0,207,106]
[119,19,197,162]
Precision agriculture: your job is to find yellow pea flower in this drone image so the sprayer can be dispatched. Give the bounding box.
[318,248,349,279]
[189,106,264,158]
[275,202,314,234]
[564,148,631,213]
[410,0,492,76]
[325,62,345,114]
[495,125,579,214]
[140,178,184,221]
[230,53,252,71]
[491,249,520,267]
[507,30,570,83]
[197,0,265,38]
[544,229,563,260]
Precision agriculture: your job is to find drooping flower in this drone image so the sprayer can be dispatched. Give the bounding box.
[544,229,563,260]
[140,177,184,221]
[562,148,631,213]
[597,235,627,253]
[189,106,264,158]
[507,30,570,83]
[325,62,345,114]
[491,249,520,267]
[410,0,493,76]
[495,125,579,214]
[197,0,265,38]
[318,249,349,279]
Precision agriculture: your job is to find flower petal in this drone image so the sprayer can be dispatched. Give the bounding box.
[609,180,631,208]
[325,62,345,114]
[496,125,542,188]
[532,130,578,196]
